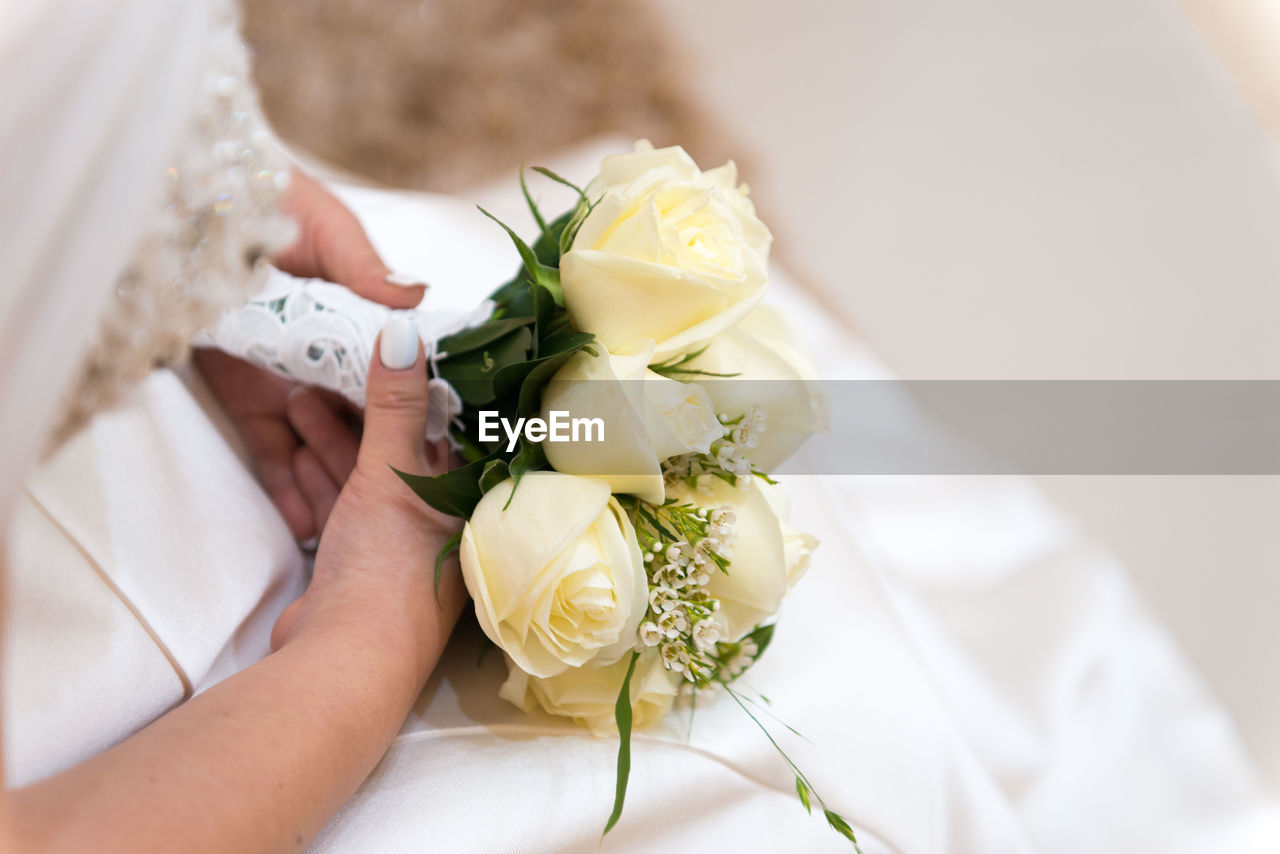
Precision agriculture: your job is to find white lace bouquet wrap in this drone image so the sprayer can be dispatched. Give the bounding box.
[199,272,491,442]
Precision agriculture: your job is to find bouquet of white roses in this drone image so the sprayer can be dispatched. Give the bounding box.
[392,142,856,846]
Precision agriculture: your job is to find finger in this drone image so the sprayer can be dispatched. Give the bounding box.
[293,446,341,533]
[360,316,429,473]
[313,208,423,307]
[194,348,293,416]
[287,387,360,485]
[313,386,363,424]
[283,172,426,309]
[350,264,428,309]
[242,418,315,541]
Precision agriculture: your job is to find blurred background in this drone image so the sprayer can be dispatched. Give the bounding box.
[240,0,1280,785]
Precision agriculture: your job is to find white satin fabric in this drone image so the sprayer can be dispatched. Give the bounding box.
[4,366,306,784]
[0,0,211,515]
[5,174,1277,852]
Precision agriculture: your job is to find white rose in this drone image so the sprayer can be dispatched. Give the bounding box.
[560,141,772,360]
[757,480,819,589]
[460,472,647,678]
[669,477,789,641]
[541,340,721,504]
[499,650,680,736]
[682,304,827,470]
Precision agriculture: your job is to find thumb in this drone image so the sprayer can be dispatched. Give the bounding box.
[360,316,430,472]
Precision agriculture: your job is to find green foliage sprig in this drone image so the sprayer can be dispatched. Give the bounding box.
[393,169,596,521]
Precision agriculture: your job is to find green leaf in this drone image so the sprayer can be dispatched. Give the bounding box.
[531,281,556,352]
[485,329,593,414]
[649,345,708,372]
[433,530,462,604]
[560,194,603,255]
[533,209,574,266]
[558,197,590,256]
[437,327,533,406]
[392,458,492,519]
[540,310,574,338]
[451,427,490,463]
[478,206,564,306]
[537,265,563,307]
[796,777,812,815]
[530,166,587,202]
[437,316,534,357]
[503,439,547,509]
[510,438,545,482]
[488,271,534,316]
[479,460,510,494]
[514,345,588,416]
[538,327,595,357]
[603,651,640,837]
[747,622,777,661]
[519,167,552,244]
[824,810,860,848]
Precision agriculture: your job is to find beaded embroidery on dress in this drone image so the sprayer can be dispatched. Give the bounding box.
[52,0,296,444]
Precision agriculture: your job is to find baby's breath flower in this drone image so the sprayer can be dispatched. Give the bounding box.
[665,542,690,566]
[631,497,746,686]
[691,620,721,651]
[657,609,688,638]
[649,586,679,613]
[731,422,760,449]
[660,641,690,673]
[638,621,663,647]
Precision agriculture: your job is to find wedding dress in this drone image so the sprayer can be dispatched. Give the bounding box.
[2,2,1278,852]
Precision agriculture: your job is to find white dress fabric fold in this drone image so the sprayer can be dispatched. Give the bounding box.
[6,177,1276,852]
[0,0,211,512]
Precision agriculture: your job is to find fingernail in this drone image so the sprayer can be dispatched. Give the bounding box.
[379,315,419,370]
[386,271,428,289]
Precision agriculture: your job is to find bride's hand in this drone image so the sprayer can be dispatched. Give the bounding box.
[273,168,427,307]
[196,167,429,541]
[5,322,463,854]
[269,319,465,672]
[194,348,362,542]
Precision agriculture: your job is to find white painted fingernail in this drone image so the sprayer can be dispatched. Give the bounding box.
[386,271,428,288]
[379,315,419,370]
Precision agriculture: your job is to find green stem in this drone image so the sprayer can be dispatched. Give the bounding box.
[720,682,863,853]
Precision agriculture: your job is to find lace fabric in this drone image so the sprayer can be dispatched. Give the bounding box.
[200,270,490,442]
